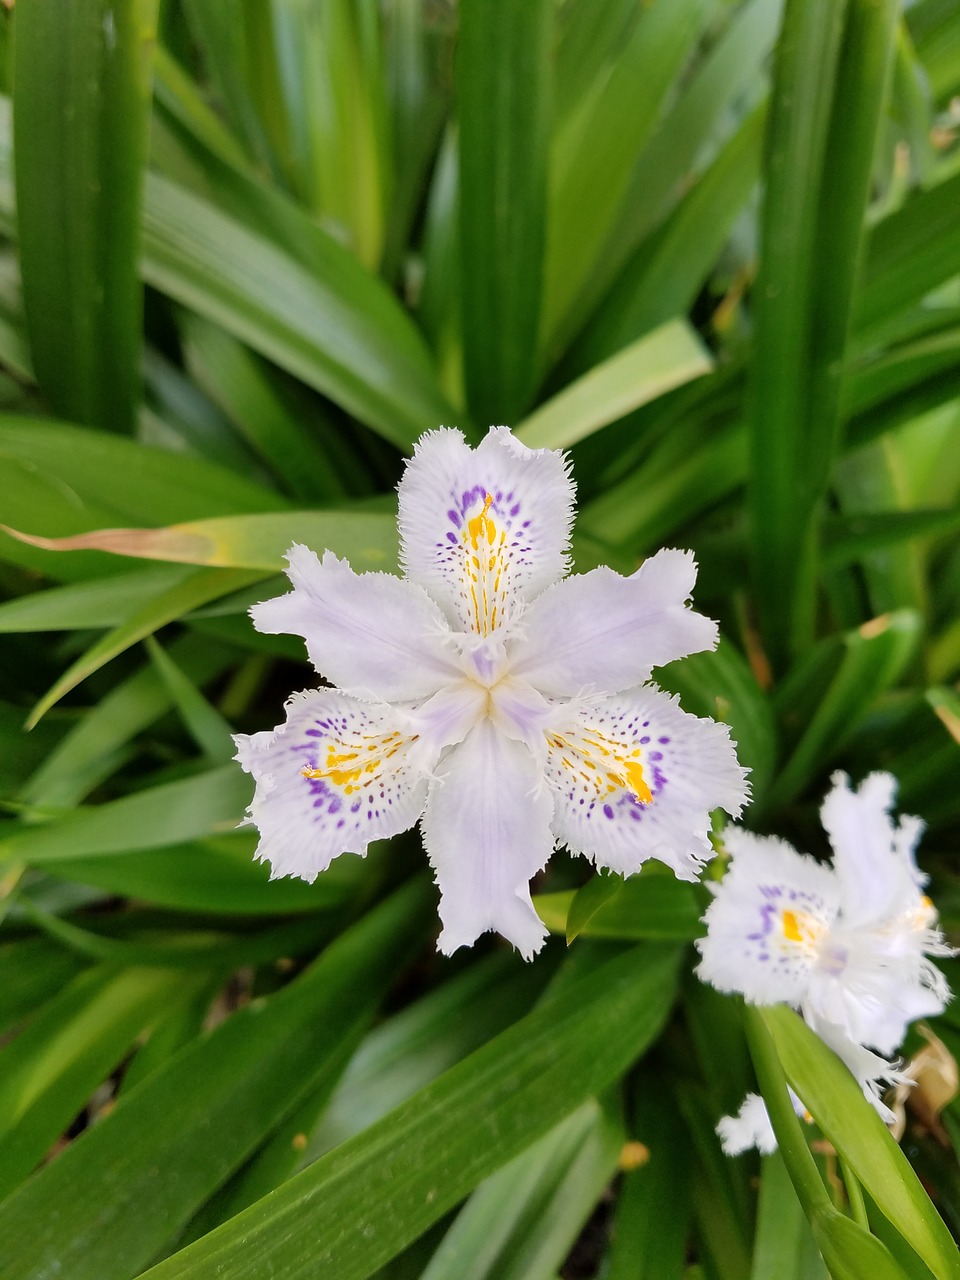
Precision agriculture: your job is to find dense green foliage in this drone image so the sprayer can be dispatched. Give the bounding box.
[0,0,959,1274]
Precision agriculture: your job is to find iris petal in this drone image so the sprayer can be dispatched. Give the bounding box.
[251,546,461,702]
[398,426,574,636]
[546,686,749,881]
[234,690,434,880]
[422,719,554,959]
[509,549,718,698]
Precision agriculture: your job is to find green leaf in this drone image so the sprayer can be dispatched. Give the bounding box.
[0,964,192,1200]
[858,172,960,338]
[24,567,268,726]
[13,0,157,432]
[0,417,284,526]
[565,871,626,944]
[420,1096,624,1280]
[812,1212,913,1280]
[141,172,454,451]
[0,764,251,863]
[145,636,235,762]
[537,873,703,944]
[766,609,921,811]
[824,507,960,568]
[189,952,552,1236]
[541,0,713,356]
[749,0,899,667]
[135,943,682,1280]
[20,634,234,810]
[0,936,88,1037]
[515,320,713,451]
[305,951,550,1163]
[152,42,253,173]
[571,104,765,371]
[178,0,276,171]
[3,509,398,573]
[0,566,194,632]
[179,312,353,503]
[41,832,373,915]
[457,0,551,424]
[0,881,432,1280]
[656,639,778,808]
[751,1153,828,1280]
[760,1005,960,1280]
[567,0,781,353]
[605,1084,692,1280]
[267,0,392,270]
[578,421,747,555]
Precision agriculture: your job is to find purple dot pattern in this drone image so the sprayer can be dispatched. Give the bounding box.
[398,427,575,638]
[545,688,746,880]
[236,691,428,879]
[743,883,832,981]
[433,484,538,635]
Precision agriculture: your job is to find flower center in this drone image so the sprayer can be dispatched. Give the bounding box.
[780,908,824,955]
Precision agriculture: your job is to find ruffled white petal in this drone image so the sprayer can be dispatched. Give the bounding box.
[397,426,574,637]
[546,686,749,881]
[234,690,433,880]
[718,1089,810,1155]
[509,550,718,698]
[696,829,840,1006]
[821,772,923,930]
[810,1017,907,1124]
[251,546,461,702]
[421,719,554,959]
[717,1094,778,1156]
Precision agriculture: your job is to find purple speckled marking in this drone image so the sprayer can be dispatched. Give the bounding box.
[447,508,461,527]
[747,900,779,942]
[603,804,614,819]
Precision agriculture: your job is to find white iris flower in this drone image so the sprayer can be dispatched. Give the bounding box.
[697,771,953,1152]
[235,426,748,957]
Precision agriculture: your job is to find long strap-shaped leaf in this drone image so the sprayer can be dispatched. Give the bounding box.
[0,880,433,1280]
[458,0,551,425]
[13,0,157,433]
[141,171,453,451]
[135,943,682,1280]
[748,0,898,669]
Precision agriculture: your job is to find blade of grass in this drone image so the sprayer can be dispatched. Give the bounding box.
[135,944,683,1280]
[0,881,432,1280]
[24,567,268,727]
[515,320,712,450]
[2,509,398,574]
[13,0,157,432]
[758,1005,960,1279]
[749,0,899,668]
[0,764,251,863]
[457,0,551,425]
[141,172,454,450]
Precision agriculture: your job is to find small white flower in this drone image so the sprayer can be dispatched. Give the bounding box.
[697,771,952,1149]
[234,427,748,957]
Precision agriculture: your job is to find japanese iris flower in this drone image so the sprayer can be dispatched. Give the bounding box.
[697,771,953,1151]
[235,426,748,957]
